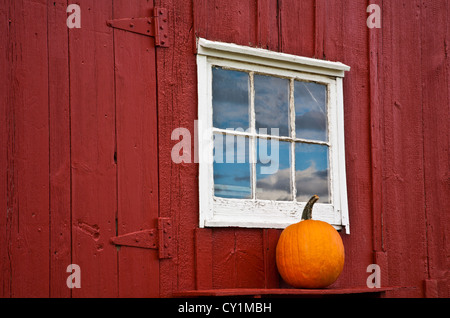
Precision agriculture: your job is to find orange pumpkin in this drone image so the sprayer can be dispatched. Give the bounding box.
[276,195,345,288]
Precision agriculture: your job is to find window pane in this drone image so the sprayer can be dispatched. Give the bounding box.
[256,139,292,201]
[295,143,330,203]
[294,81,328,141]
[213,133,251,199]
[255,74,290,137]
[212,67,250,130]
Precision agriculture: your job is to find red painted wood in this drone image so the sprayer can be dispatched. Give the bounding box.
[279,0,315,57]
[263,229,281,289]
[314,0,326,59]
[212,229,265,289]
[155,0,199,296]
[0,0,12,297]
[420,0,450,297]
[2,0,50,297]
[1,0,449,298]
[322,0,374,289]
[203,0,258,46]
[368,0,385,263]
[380,0,428,297]
[174,287,402,297]
[256,0,279,51]
[113,0,160,298]
[195,228,213,290]
[0,0,10,297]
[48,0,71,298]
[69,0,118,297]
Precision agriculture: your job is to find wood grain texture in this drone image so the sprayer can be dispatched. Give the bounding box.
[0,0,449,298]
[156,0,199,296]
[4,0,50,297]
[380,0,428,297]
[279,0,315,57]
[0,0,11,297]
[48,0,71,298]
[113,0,159,297]
[420,0,450,297]
[69,0,118,297]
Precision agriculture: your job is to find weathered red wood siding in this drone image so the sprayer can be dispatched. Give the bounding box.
[1,0,160,297]
[0,0,449,298]
[157,0,450,297]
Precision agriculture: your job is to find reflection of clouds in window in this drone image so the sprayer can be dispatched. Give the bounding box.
[254,165,329,203]
[212,67,250,130]
[295,143,330,203]
[213,133,251,199]
[211,71,330,203]
[256,140,291,201]
[296,164,329,203]
[255,75,290,137]
[295,81,328,141]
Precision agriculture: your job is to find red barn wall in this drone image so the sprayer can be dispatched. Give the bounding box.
[156,0,450,297]
[1,0,449,298]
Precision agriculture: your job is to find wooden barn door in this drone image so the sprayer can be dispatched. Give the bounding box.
[0,0,161,298]
[69,1,161,297]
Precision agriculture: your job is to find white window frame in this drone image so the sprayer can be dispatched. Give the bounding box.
[196,38,351,234]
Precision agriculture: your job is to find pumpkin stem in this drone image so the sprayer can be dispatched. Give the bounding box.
[301,195,319,220]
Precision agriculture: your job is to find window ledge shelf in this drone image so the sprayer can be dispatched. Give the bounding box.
[174,287,407,298]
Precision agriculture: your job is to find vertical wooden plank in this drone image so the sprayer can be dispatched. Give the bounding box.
[314,0,326,59]
[380,0,427,297]
[420,0,450,298]
[112,0,159,298]
[69,0,118,297]
[279,0,315,57]
[203,0,257,46]
[211,229,237,288]
[322,0,374,289]
[6,0,50,297]
[212,229,265,289]
[155,0,179,296]
[263,229,281,289]
[368,0,385,259]
[256,0,280,51]
[48,0,71,298]
[193,0,207,41]
[0,0,11,297]
[156,0,198,296]
[235,229,265,288]
[195,228,213,290]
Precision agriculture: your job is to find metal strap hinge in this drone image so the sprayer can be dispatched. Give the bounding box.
[106,7,169,47]
[110,217,173,259]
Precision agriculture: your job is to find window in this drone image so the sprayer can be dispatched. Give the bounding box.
[197,38,351,233]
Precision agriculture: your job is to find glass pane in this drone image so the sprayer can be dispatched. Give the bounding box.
[295,143,330,203]
[213,133,251,199]
[256,139,292,201]
[255,74,290,137]
[212,67,250,130]
[294,81,328,141]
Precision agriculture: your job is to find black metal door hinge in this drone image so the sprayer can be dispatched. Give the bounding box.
[106,7,169,47]
[110,217,173,259]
